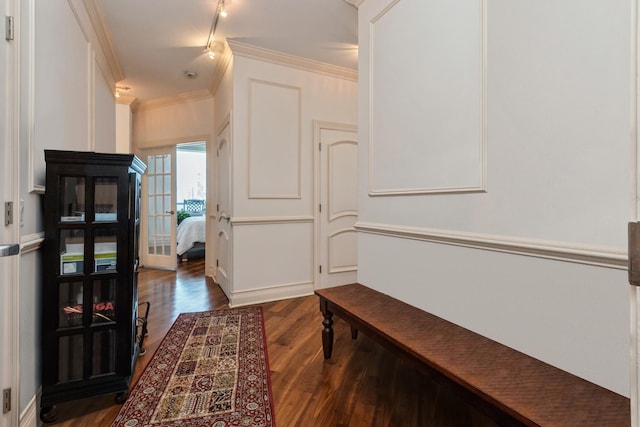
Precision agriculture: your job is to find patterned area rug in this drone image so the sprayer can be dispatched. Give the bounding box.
[112,307,275,427]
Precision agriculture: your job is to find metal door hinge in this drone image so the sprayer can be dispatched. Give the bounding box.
[216,259,219,267]
[5,16,14,41]
[629,222,640,286]
[2,388,10,413]
[319,204,322,213]
[319,143,321,152]
[5,202,13,226]
[319,265,322,274]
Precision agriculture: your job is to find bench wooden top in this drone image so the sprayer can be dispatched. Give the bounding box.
[315,283,630,427]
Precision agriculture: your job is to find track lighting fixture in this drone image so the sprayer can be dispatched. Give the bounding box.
[204,0,228,59]
[114,85,130,98]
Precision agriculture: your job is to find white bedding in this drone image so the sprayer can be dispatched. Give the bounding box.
[176,216,206,256]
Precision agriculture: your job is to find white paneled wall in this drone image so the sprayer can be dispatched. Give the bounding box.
[232,220,314,306]
[358,0,632,396]
[248,80,301,199]
[369,0,485,195]
[223,53,358,306]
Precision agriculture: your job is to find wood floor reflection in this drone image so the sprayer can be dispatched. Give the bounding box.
[45,258,495,427]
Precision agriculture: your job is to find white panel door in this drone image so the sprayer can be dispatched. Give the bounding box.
[317,123,358,288]
[142,147,177,270]
[1,0,19,424]
[216,124,231,297]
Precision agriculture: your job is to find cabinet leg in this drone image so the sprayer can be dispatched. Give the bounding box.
[40,405,58,423]
[115,391,129,404]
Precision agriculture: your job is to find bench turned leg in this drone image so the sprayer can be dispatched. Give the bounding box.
[319,299,334,359]
[351,326,358,340]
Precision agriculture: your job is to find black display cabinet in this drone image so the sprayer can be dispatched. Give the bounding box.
[40,150,146,422]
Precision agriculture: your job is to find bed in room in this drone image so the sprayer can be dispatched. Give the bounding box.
[176,215,206,261]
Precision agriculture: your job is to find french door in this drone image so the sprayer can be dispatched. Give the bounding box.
[142,147,177,270]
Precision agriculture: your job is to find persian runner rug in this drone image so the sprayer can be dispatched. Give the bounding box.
[112,307,275,427]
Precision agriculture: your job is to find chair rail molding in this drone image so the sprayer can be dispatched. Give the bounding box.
[355,222,627,270]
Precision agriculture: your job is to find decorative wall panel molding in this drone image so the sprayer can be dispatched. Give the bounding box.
[248,80,302,199]
[355,222,627,270]
[368,0,487,195]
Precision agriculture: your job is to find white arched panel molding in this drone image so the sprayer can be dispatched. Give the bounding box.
[329,140,358,221]
[328,228,358,273]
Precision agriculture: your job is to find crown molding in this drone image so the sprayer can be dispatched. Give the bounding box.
[210,41,233,97]
[134,89,213,112]
[83,0,124,83]
[227,39,358,82]
[116,94,136,106]
[344,0,364,8]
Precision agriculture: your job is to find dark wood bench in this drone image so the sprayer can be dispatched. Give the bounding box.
[315,283,630,427]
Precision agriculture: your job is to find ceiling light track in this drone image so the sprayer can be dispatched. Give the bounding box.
[114,85,130,98]
[205,0,227,59]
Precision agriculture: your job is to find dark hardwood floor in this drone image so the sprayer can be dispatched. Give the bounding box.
[45,259,496,426]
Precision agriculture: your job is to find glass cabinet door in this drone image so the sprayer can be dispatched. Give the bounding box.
[95,177,118,222]
[59,176,85,223]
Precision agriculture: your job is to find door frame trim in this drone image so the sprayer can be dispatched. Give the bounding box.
[313,120,358,290]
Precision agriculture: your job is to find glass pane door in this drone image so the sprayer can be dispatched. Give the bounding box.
[142,147,177,270]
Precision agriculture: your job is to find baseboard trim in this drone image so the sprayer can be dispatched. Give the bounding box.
[229,281,314,307]
[355,222,627,270]
[19,393,38,427]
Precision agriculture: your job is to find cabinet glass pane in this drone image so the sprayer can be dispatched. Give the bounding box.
[60,229,84,275]
[93,278,116,324]
[93,330,116,376]
[60,176,85,223]
[59,282,84,328]
[94,229,117,273]
[58,335,83,382]
[95,178,118,222]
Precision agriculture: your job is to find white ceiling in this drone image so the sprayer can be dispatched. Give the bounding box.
[98,0,359,103]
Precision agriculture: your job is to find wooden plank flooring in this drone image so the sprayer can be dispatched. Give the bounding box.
[45,259,496,426]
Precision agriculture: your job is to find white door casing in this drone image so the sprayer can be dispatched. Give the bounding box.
[216,123,232,298]
[315,121,358,289]
[141,147,177,270]
[632,0,640,425]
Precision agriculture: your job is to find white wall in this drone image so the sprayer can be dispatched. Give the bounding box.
[95,70,116,153]
[18,0,121,419]
[133,96,214,149]
[358,0,632,396]
[115,102,132,154]
[227,53,357,306]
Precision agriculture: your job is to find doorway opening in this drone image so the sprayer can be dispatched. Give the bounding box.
[176,142,207,262]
